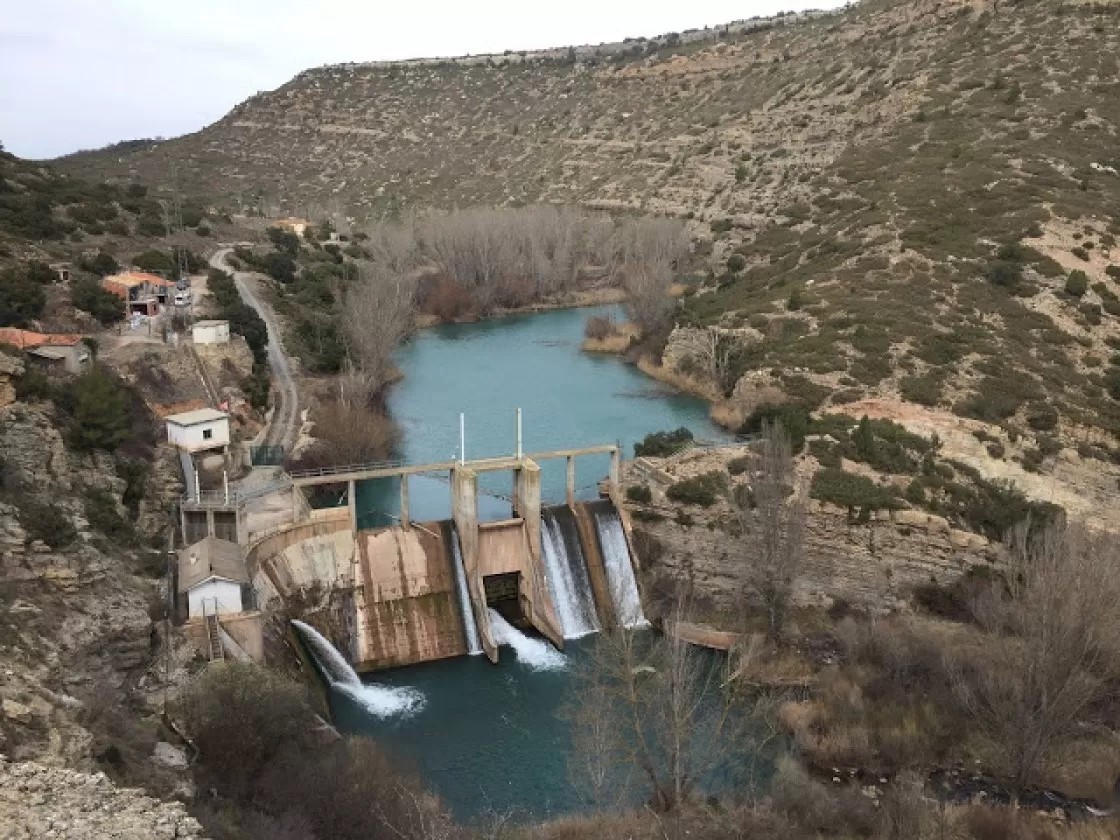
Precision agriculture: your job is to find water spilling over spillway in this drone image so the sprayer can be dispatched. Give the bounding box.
[291,619,425,718]
[593,507,646,627]
[540,509,600,639]
[448,525,482,654]
[487,609,566,671]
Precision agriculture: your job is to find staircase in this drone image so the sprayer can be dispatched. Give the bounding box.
[202,601,225,662]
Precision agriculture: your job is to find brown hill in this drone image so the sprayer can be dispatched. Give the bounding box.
[58,0,1120,457]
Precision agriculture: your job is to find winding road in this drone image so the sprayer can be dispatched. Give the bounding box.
[209,248,300,454]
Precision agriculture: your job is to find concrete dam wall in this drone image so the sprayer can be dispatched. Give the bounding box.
[248,499,641,672]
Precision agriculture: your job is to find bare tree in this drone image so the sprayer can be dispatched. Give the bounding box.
[565,596,771,812]
[952,520,1120,794]
[341,261,416,403]
[730,422,806,644]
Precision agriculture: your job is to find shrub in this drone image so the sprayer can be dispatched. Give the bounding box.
[986,441,1006,459]
[16,499,76,549]
[900,372,942,407]
[626,484,652,503]
[130,250,173,273]
[584,315,617,340]
[260,251,297,283]
[83,487,133,543]
[78,250,120,277]
[726,253,746,272]
[727,455,751,476]
[810,467,901,516]
[634,427,694,457]
[1065,269,1089,297]
[987,259,1023,290]
[71,278,124,325]
[0,267,47,326]
[266,226,301,256]
[1072,246,1090,261]
[65,366,131,451]
[1107,264,1120,280]
[1025,402,1058,432]
[740,404,809,452]
[666,471,726,507]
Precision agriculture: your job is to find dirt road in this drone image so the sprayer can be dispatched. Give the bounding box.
[210,248,300,454]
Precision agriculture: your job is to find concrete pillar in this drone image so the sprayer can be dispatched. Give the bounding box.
[451,466,494,661]
[205,509,215,539]
[399,476,410,529]
[609,447,621,494]
[514,459,562,648]
[291,485,303,519]
[347,479,357,534]
[566,456,576,507]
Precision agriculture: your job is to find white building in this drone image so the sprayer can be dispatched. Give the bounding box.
[192,319,229,345]
[178,536,250,618]
[166,408,230,453]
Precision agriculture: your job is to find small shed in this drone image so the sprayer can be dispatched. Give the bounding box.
[178,536,249,618]
[192,320,230,345]
[166,408,230,453]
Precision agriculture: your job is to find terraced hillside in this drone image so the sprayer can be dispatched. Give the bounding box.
[61,0,1120,452]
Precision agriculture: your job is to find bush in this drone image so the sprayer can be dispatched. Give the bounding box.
[626,484,652,503]
[584,315,617,340]
[899,372,942,406]
[71,278,124,325]
[666,471,726,507]
[1106,264,1120,280]
[266,226,301,256]
[727,455,751,476]
[740,404,809,452]
[1025,403,1058,432]
[726,253,746,272]
[83,487,133,543]
[1072,246,1090,261]
[78,251,119,277]
[987,259,1023,290]
[810,467,901,517]
[65,366,131,451]
[130,250,173,273]
[0,267,47,326]
[1065,269,1089,297]
[16,499,76,549]
[634,427,694,457]
[260,251,297,283]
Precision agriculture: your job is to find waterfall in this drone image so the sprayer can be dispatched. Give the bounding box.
[290,619,424,718]
[487,609,565,671]
[449,526,482,655]
[541,510,600,639]
[593,509,646,627]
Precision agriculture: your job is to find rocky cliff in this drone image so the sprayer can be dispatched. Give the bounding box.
[0,758,206,839]
[0,394,173,778]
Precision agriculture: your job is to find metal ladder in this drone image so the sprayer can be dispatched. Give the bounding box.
[202,599,224,662]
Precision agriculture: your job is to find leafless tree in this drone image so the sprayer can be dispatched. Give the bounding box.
[729,422,806,645]
[341,261,416,403]
[621,256,675,335]
[565,595,773,813]
[951,519,1120,794]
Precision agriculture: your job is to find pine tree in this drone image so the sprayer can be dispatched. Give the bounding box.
[67,366,129,451]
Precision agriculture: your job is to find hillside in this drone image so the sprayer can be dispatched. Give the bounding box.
[58,0,1120,466]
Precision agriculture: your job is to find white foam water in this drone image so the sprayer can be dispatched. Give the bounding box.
[449,527,483,654]
[593,510,647,628]
[487,609,566,671]
[540,511,599,639]
[291,619,425,718]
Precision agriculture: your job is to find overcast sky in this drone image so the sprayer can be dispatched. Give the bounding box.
[1,0,844,160]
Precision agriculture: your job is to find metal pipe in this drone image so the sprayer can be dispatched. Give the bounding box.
[516,407,523,460]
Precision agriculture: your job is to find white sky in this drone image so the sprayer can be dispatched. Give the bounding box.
[0,0,844,160]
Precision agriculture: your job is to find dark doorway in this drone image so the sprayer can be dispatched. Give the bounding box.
[483,572,522,625]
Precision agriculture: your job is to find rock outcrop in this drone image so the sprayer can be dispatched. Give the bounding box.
[0,758,206,839]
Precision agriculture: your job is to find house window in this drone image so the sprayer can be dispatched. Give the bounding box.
[203,428,213,440]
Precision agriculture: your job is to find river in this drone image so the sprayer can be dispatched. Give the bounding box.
[334,304,735,822]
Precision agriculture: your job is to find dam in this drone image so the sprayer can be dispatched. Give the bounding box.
[250,443,642,669]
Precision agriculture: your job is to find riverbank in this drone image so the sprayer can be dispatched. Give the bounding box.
[412,286,627,329]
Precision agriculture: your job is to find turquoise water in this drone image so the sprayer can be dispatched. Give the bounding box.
[335,306,740,822]
[356,305,724,528]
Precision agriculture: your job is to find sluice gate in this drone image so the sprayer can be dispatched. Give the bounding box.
[248,445,643,670]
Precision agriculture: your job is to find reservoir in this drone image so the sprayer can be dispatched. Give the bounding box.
[333,304,730,822]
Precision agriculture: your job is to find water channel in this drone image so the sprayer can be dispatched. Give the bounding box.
[335,304,733,822]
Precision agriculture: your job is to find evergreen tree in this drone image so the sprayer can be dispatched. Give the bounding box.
[67,366,130,451]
